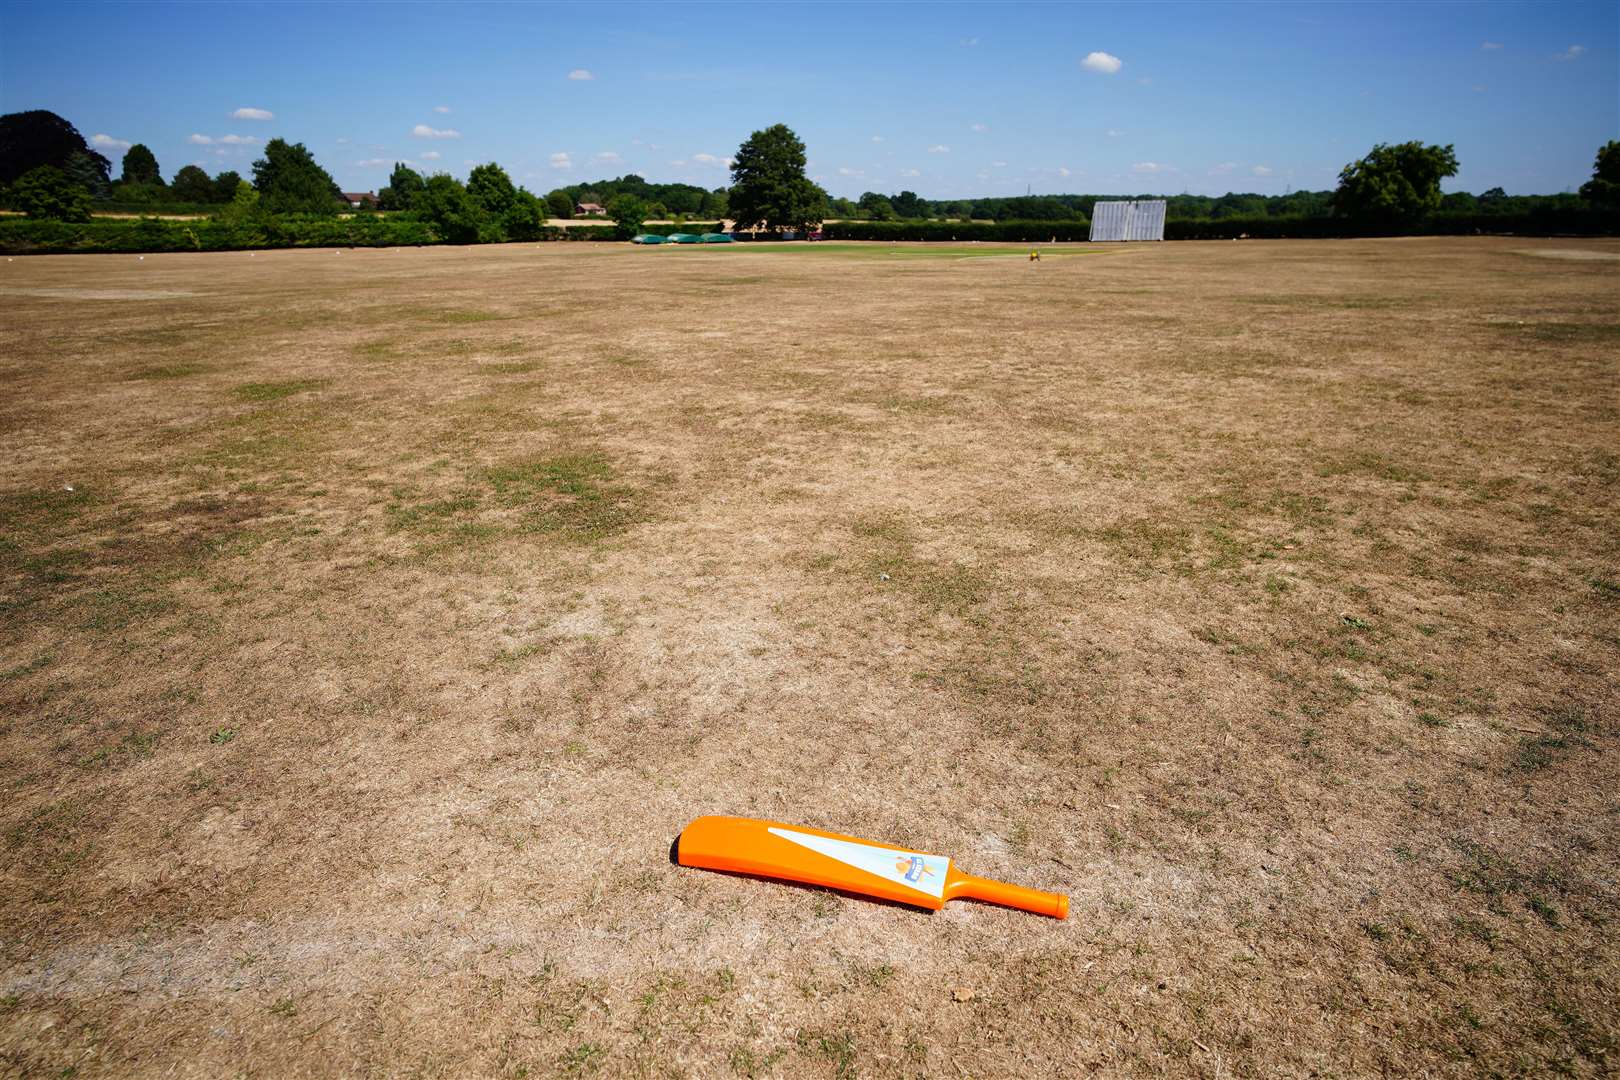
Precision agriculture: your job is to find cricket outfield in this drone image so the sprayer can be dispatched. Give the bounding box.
[1,238,1616,1076]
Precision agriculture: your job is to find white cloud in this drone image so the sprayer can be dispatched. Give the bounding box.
[1136,77,1152,86]
[1210,161,1236,175]
[218,134,256,145]
[992,160,1007,168]
[593,151,623,165]
[1081,51,1123,75]
[1058,167,1071,177]
[549,152,573,170]
[186,134,213,145]
[928,144,950,154]
[971,123,989,133]
[871,135,884,143]
[355,158,391,168]
[411,124,461,139]
[669,159,687,167]
[568,69,595,80]
[434,105,451,113]
[1481,41,1503,50]
[690,152,733,167]
[1131,161,1165,173]
[1556,44,1586,60]
[336,137,351,144]
[837,166,863,177]
[421,150,442,160]
[91,133,132,151]
[1251,165,1273,176]
[900,168,920,177]
[1106,129,1124,137]
[232,107,273,121]
[960,37,979,46]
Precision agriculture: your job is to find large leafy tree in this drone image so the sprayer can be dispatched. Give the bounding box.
[213,170,243,203]
[0,110,112,187]
[545,189,573,219]
[466,162,518,216]
[62,150,111,200]
[251,138,345,215]
[171,164,215,202]
[858,191,895,221]
[891,190,924,219]
[1579,140,1620,208]
[378,163,425,211]
[1332,141,1458,225]
[728,123,825,232]
[13,165,93,221]
[417,173,482,243]
[120,143,163,186]
[501,189,546,241]
[606,193,649,239]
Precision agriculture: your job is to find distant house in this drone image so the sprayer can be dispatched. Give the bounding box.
[576,202,606,217]
[343,192,379,209]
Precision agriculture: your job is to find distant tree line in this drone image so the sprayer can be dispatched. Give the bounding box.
[2,109,1615,247]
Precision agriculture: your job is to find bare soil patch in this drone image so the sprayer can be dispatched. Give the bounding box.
[0,238,1616,1077]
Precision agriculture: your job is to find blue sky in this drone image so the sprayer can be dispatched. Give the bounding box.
[2,1,1614,198]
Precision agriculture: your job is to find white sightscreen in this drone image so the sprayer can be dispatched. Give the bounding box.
[1089,200,1167,242]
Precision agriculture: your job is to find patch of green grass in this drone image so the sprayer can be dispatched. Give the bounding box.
[422,308,507,324]
[486,452,648,543]
[1527,895,1562,928]
[1489,320,1620,344]
[269,997,298,1018]
[1319,451,1430,485]
[233,379,327,403]
[129,362,207,380]
[559,1043,605,1073]
[210,727,237,745]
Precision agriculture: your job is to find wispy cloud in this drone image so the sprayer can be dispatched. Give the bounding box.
[991,160,1007,168]
[837,166,863,177]
[1209,161,1237,175]
[928,144,950,154]
[1106,129,1124,137]
[434,105,451,114]
[355,158,393,168]
[971,123,989,133]
[871,135,884,143]
[568,69,595,80]
[1131,161,1166,174]
[187,134,255,146]
[1251,165,1273,176]
[232,107,273,121]
[690,152,734,167]
[1481,41,1503,50]
[960,37,979,47]
[1556,44,1586,60]
[549,152,573,170]
[1058,166,1071,178]
[91,133,132,152]
[900,168,920,177]
[421,150,442,160]
[594,150,623,165]
[1081,51,1123,75]
[411,124,461,139]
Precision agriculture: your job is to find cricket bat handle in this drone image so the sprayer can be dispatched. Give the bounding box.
[947,874,1070,919]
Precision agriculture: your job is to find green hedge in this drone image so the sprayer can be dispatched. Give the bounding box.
[635,222,721,237]
[822,219,1092,242]
[0,215,439,254]
[1165,208,1618,239]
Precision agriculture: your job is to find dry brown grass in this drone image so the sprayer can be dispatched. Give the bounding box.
[1,237,1617,1078]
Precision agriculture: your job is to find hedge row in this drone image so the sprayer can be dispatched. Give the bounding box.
[828,209,1617,243]
[0,215,645,254]
[1166,208,1618,239]
[822,219,1093,242]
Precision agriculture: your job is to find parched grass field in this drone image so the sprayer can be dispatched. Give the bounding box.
[1,237,1616,1078]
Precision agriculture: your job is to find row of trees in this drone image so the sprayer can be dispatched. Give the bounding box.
[3,109,1615,237]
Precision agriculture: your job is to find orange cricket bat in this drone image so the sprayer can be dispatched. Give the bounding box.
[676,815,1069,919]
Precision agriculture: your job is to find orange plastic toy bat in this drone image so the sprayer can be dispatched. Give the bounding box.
[676,815,1069,919]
